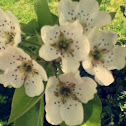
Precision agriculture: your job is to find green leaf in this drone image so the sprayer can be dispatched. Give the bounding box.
[34,0,53,29]
[109,12,117,20]
[36,31,44,45]
[8,86,42,124]
[81,94,102,126]
[0,69,4,74]
[14,97,44,126]
[45,66,54,78]
[37,61,54,78]
[96,0,102,5]
[60,95,102,126]
[20,20,37,35]
[18,44,38,58]
[52,13,59,25]
[23,35,41,47]
[60,122,66,126]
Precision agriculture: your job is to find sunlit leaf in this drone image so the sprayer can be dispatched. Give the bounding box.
[34,0,53,29]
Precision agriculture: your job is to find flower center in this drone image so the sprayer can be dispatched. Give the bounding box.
[21,62,33,73]
[5,32,15,46]
[51,32,74,56]
[58,39,69,51]
[79,20,87,29]
[17,60,34,81]
[60,86,72,98]
[92,49,102,61]
[54,79,79,104]
[90,47,108,65]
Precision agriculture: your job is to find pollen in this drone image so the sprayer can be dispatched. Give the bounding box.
[90,47,108,65]
[50,32,74,57]
[5,32,15,46]
[54,79,79,104]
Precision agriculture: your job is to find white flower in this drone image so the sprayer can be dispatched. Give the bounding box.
[45,72,97,125]
[0,8,21,55]
[0,47,47,97]
[82,29,126,86]
[58,0,111,35]
[39,20,89,73]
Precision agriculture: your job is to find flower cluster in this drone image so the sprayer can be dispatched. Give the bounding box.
[0,10,47,97]
[0,0,126,126]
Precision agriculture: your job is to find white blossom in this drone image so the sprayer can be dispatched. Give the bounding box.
[0,47,47,97]
[0,8,21,55]
[39,20,89,73]
[45,72,97,125]
[58,0,111,35]
[82,29,126,86]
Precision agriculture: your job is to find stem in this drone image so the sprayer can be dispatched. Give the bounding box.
[123,13,126,18]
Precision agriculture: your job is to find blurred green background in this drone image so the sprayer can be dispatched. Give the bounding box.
[0,0,126,126]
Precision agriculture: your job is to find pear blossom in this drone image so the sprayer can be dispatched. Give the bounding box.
[39,20,89,73]
[0,8,21,55]
[45,72,97,125]
[82,29,126,86]
[0,47,47,97]
[58,0,111,35]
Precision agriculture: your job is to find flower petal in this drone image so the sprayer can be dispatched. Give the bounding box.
[39,44,60,61]
[58,0,78,25]
[94,65,114,86]
[59,71,83,85]
[62,57,80,73]
[32,60,47,81]
[5,11,21,45]
[0,47,30,70]
[45,99,62,125]
[112,47,126,70]
[60,99,83,126]
[82,57,95,75]
[75,77,97,103]
[0,68,24,88]
[101,47,126,70]
[88,29,118,50]
[84,11,111,35]
[60,20,84,39]
[41,25,60,44]
[77,0,99,14]
[45,77,62,125]
[5,11,20,32]
[24,74,44,97]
